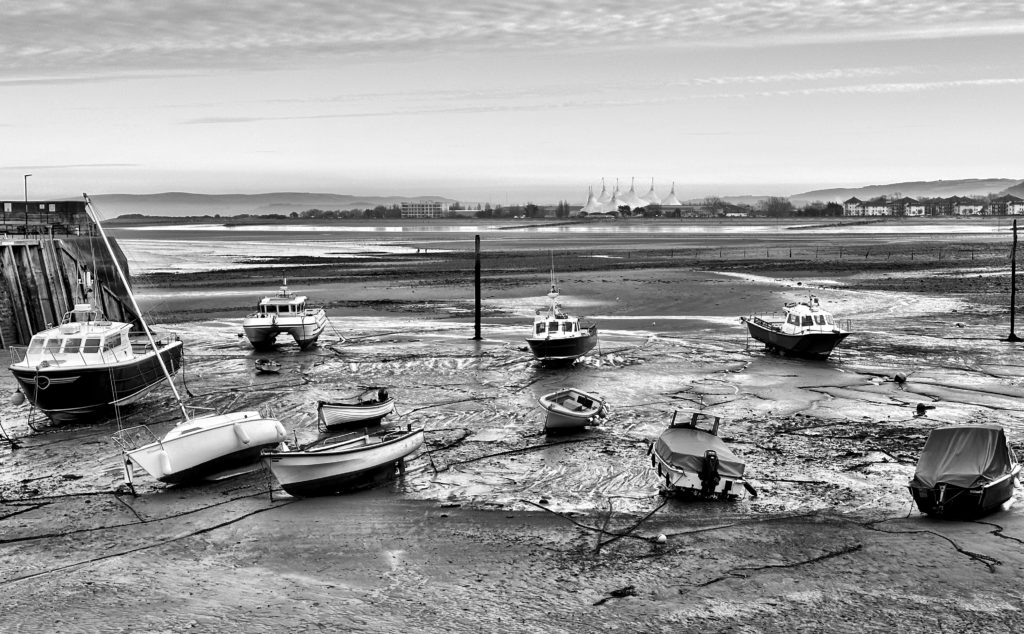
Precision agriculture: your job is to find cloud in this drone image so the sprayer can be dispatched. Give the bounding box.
[3,1,1023,79]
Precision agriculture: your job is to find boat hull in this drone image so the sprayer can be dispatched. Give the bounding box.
[243,311,328,350]
[9,340,184,424]
[318,398,396,431]
[123,412,287,484]
[263,429,424,497]
[538,388,606,432]
[651,427,749,499]
[908,471,1019,519]
[526,326,598,365]
[744,319,849,358]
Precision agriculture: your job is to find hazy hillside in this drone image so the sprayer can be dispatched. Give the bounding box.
[789,178,1023,204]
[90,192,458,217]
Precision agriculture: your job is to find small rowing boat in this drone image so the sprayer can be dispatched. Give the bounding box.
[538,387,608,433]
[317,387,395,431]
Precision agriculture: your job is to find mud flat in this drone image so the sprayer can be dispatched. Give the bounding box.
[2,218,1023,632]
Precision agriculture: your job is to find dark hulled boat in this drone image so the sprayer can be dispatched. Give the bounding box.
[8,303,183,424]
[526,283,598,365]
[741,295,850,359]
[908,424,1020,519]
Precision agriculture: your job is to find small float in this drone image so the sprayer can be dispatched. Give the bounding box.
[254,358,281,374]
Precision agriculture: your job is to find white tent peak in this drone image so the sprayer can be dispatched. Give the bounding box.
[661,181,682,206]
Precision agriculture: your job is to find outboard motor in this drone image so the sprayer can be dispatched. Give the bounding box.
[699,450,721,497]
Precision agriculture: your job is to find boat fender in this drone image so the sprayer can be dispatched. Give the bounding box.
[234,422,252,445]
[158,450,173,476]
[651,454,657,468]
[743,482,758,498]
[274,420,287,441]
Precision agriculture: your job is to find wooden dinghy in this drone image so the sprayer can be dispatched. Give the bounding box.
[262,425,424,497]
[317,387,395,431]
[538,387,608,433]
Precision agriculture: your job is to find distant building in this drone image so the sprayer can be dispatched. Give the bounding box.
[953,198,985,216]
[400,201,450,219]
[990,195,1024,215]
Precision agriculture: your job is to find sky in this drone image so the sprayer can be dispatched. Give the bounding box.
[2,1,1024,205]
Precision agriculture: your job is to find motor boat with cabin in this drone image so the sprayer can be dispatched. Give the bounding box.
[317,387,396,432]
[908,424,1020,519]
[741,295,850,358]
[262,424,424,497]
[243,279,328,349]
[526,282,598,365]
[8,303,184,424]
[538,387,608,433]
[649,410,755,499]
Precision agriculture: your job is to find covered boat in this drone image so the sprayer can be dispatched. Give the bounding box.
[317,387,395,431]
[649,410,754,499]
[538,387,608,433]
[242,279,328,350]
[741,295,850,359]
[526,282,598,365]
[908,424,1020,518]
[8,304,184,425]
[262,425,424,497]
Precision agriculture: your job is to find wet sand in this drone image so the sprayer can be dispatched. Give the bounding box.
[2,218,1024,632]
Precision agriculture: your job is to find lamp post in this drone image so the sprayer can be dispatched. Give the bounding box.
[23,174,31,231]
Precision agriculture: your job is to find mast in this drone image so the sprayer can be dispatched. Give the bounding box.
[83,194,189,420]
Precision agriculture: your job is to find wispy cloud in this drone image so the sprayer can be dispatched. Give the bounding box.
[2,1,1023,79]
[0,163,139,169]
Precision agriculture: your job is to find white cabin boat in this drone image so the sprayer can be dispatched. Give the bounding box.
[742,295,850,358]
[525,283,598,365]
[243,280,328,350]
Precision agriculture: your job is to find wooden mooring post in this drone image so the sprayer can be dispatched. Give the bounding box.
[1008,219,1021,342]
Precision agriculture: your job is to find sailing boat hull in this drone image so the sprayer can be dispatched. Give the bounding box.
[9,340,184,424]
[124,411,287,484]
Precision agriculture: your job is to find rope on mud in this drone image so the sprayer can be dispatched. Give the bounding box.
[0,487,276,547]
[858,516,1003,573]
[595,499,669,551]
[0,498,298,587]
[519,497,668,547]
[440,437,595,471]
[697,542,864,587]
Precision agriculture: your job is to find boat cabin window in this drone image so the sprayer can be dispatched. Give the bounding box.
[548,321,558,332]
[801,316,813,326]
[825,315,834,325]
[787,314,800,326]
[102,333,123,352]
[814,315,826,325]
[562,322,573,332]
[82,338,101,353]
[535,323,545,335]
[63,338,82,353]
[27,337,45,354]
[44,339,62,354]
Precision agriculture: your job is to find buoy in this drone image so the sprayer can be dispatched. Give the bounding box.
[233,422,252,445]
[894,372,907,384]
[158,450,173,476]
[656,534,667,543]
[11,389,25,406]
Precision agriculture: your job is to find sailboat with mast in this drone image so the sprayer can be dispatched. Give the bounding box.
[525,259,598,365]
[75,194,287,484]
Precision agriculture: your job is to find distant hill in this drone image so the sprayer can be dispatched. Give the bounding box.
[89,192,459,217]
[789,179,1023,204]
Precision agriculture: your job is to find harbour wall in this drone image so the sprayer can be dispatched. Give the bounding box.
[1,200,138,348]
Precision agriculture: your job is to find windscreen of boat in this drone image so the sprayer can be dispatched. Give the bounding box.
[653,428,745,478]
[911,425,1015,489]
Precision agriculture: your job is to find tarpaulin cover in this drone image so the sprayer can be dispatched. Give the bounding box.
[911,425,1015,489]
[653,427,745,479]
